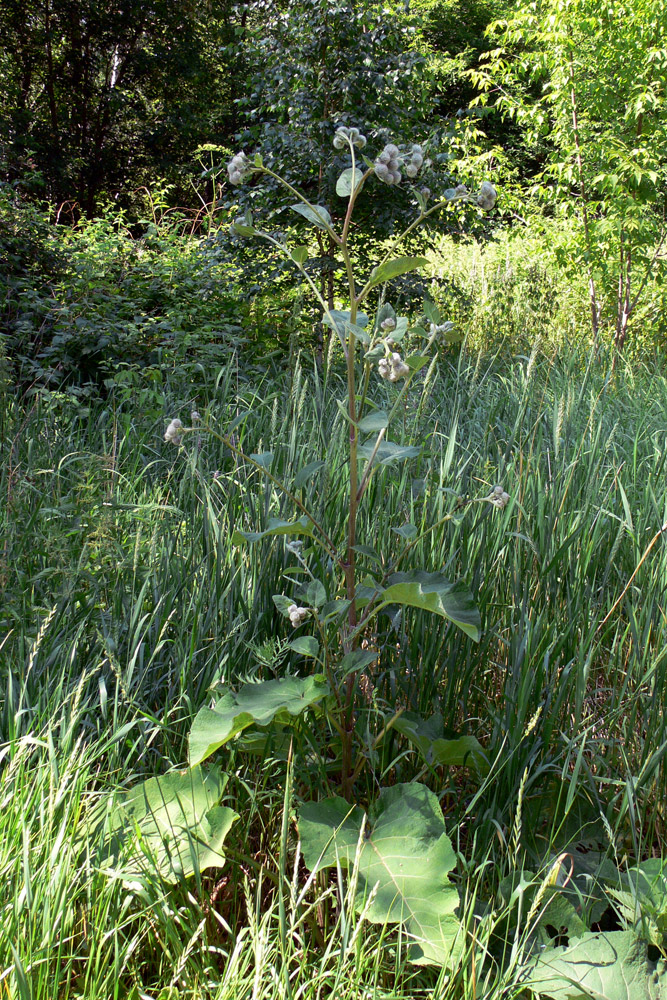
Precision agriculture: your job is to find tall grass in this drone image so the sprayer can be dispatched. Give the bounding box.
[2,345,666,997]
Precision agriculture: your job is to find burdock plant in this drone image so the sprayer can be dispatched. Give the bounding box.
[162,129,502,969]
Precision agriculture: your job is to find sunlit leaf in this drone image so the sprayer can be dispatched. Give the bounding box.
[367,257,429,290]
[189,675,330,765]
[290,203,332,230]
[382,571,480,641]
[299,783,462,967]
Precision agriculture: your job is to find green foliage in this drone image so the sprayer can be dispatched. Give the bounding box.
[299,783,462,967]
[392,712,487,771]
[524,931,667,1000]
[0,0,238,213]
[1,197,250,384]
[472,0,667,350]
[4,351,667,996]
[91,765,238,883]
[381,572,481,641]
[188,675,330,766]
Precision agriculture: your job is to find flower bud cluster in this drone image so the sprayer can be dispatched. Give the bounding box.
[333,126,367,149]
[379,352,410,382]
[287,604,309,627]
[476,180,497,210]
[429,321,454,338]
[227,152,251,186]
[405,144,424,178]
[164,418,183,445]
[380,317,396,332]
[487,485,510,510]
[374,144,402,185]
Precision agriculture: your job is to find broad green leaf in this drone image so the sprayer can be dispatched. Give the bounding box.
[357,440,422,466]
[232,516,314,544]
[390,316,409,342]
[273,594,294,617]
[323,310,369,335]
[290,203,332,231]
[320,598,352,621]
[336,167,365,197]
[392,523,418,539]
[383,571,481,641]
[376,303,396,327]
[95,766,237,883]
[288,636,320,658]
[189,675,330,765]
[290,246,309,264]
[405,354,430,372]
[358,409,389,434]
[304,579,327,608]
[299,783,462,967]
[392,712,487,771]
[232,223,257,237]
[340,649,378,676]
[423,299,440,323]
[250,451,273,469]
[367,256,428,291]
[294,459,325,488]
[524,930,667,999]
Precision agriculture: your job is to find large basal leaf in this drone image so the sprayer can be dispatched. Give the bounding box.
[383,572,481,641]
[290,203,332,230]
[367,256,429,291]
[97,765,237,884]
[524,930,667,1000]
[231,516,315,544]
[392,712,488,773]
[189,675,330,766]
[299,782,462,968]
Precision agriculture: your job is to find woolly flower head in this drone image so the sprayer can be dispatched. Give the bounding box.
[374,143,401,185]
[333,126,367,150]
[287,604,309,627]
[487,485,510,510]
[476,181,497,210]
[381,317,396,333]
[164,418,183,445]
[405,144,424,179]
[379,352,409,382]
[227,152,252,186]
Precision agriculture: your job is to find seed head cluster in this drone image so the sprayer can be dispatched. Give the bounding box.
[333,126,367,150]
[374,144,402,185]
[379,352,410,382]
[476,180,497,210]
[164,418,183,445]
[287,604,309,627]
[405,144,424,178]
[487,485,510,510]
[227,152,251,186]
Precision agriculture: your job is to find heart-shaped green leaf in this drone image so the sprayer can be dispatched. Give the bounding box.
[290,203,332,231]
[189,675,330,765]
[299,783,462,967]
[367,256,428,291]
[383,571,480,641]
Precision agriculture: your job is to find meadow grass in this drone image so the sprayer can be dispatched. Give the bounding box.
[2,344,667,998]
